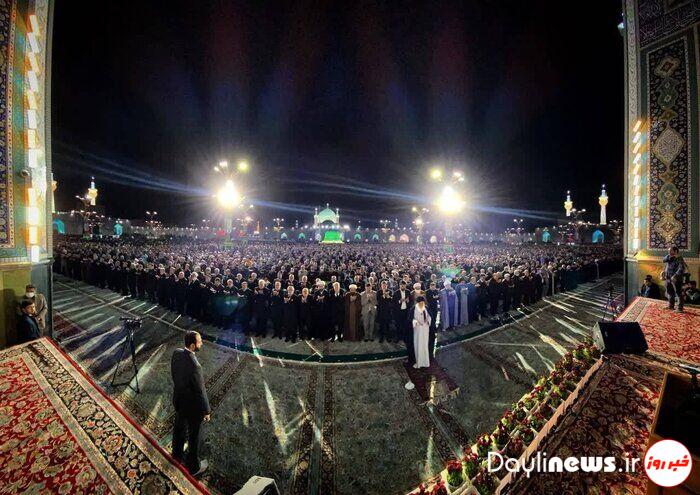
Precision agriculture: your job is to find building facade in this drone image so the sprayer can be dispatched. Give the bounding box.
[0,0,53,347]
[622,0,700,302]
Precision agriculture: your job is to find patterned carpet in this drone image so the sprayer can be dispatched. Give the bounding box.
[0,339,208,495]
[509,353,679,495]
[617,297,700,364]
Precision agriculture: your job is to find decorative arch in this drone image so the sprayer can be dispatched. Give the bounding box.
[281,232,288,240]
[315,233,322,241]
[399,233,409,243]
[388,234,396,243]
[354,233,362,241]
[298,232,306,240]
[542,231,552,243]
[371,233,380,242]
[114,223,123,236]
[430,235,438,244]
[592,230,604,243]
[52,219,66,235]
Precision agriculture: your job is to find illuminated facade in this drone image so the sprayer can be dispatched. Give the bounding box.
[0,0,54,347]
[621,1,700,302]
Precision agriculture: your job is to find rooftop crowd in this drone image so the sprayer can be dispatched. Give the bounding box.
[54,239,622,351]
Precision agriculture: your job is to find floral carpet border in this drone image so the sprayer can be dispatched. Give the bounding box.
[0,338,209,494]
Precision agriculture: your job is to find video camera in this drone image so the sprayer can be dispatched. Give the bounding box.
[119,317,142,331]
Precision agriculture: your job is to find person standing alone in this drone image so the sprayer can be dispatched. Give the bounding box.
[171,331,210,476]
[662,246,687,312]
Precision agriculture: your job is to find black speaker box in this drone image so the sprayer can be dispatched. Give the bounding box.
[592,321,648,355]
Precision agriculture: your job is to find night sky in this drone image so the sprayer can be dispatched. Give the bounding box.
[51,1,624,230]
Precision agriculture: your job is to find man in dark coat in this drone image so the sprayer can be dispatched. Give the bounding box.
[377,280,394,343]
[252,280,270,337]
[171,331,210,476]
[17,299,41,343]
[269,281,285,338]
[328,282,345,341]
[282,285,299,342]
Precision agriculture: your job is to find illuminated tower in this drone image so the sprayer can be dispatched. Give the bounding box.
[86,176,98,206]
[598,184,608,225]
[564,190,573,217]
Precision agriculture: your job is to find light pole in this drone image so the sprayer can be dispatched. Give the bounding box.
[273,217,284,231]
[213,159,250,234]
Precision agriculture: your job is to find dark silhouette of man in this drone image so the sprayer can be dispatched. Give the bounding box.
[171,331,210,475]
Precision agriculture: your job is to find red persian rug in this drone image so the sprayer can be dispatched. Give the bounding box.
[0,338,208,495]
[618,297,700,364]
[404,360,459,404]
[509,354,678,495]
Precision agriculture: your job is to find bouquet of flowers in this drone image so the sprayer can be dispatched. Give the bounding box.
[494,424,510,448]
[549,387,563,407]
[472,469,497,495]
[549,368,564,386]
[519,425,535,445]
[476,434,493,458]
[538,401,555,419]
[572,343,590,361]
[512,402,527,421]
[431,480,448,495]
[533,384,547,402]
[446,459,464,488]
[505,437,524,458]
[561,352,574,372]
[500,410,515,431]
[528,411,545,431]
[463,451,479,479]
[522,392,537,410]
[587,342,601,359]
[563,372,579,392]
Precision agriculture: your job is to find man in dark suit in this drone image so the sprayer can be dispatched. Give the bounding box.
[17,299,41,343]
[171,331,210,476]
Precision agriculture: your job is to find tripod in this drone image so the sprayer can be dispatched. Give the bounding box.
[601,284,616,322]
[110,323,141,393]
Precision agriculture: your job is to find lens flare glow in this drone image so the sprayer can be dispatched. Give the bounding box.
[217,180,241,210]
[436,185,466,214]
[430,168,443,180]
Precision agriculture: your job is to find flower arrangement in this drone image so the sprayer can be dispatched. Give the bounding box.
[572,343,589,361]
[494,424,510,448]
[463,451,479,479]
[512,402,527,422]
[431,480,448,495]
[549,387,563,407]
[561,352,574,371]
[528,411,545,431]
[533,384,547,402]
[476,434,493,458]
[549,369,564,386]
[519,426,535,444]
[505,437,524,458]
[522,392,536,410]
[472,469,497,495]
[500,410,515,431]
[446,459,464,487]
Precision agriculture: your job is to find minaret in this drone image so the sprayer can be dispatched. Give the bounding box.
[564,190,573,217]
[87,176,98,206]
[598,184,608,225]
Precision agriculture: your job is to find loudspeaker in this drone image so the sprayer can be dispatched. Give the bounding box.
[592,321,648,355]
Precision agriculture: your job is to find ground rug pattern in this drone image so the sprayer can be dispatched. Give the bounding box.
[618,297,700,364]
[509,354,684,495]
[0,338,207,495]
[51,273,623,494]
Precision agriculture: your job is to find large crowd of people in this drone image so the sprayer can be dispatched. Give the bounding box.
[54,239,622,350]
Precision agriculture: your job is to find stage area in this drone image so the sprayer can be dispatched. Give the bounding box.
[51,274,621,494]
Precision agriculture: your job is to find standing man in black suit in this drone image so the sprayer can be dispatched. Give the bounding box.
[171,331,210,476]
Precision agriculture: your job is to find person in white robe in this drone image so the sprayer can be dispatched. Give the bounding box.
[412,296,431,368]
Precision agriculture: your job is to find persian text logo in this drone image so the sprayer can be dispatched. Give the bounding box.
[644,440,692,487]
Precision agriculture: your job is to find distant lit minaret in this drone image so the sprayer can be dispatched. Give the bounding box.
[86,176,98,206]
[598,184,608,225]
[564,190,573,217]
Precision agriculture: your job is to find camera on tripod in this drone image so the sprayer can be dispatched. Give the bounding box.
[119,317,142,331]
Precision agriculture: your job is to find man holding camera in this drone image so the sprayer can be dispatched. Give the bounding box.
[171,331,211,476]
[662,246,687,313]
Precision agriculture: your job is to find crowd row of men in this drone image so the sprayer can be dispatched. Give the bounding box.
[55,240,622,343]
